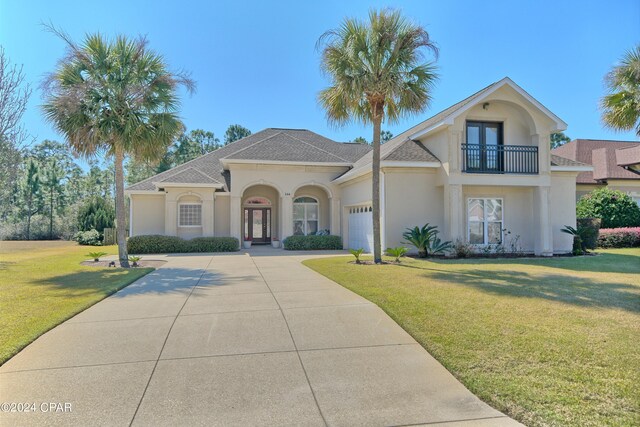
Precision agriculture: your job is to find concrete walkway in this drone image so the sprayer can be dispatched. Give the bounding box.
[0,251,521,426]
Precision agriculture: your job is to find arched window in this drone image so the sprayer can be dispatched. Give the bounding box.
[244,197,271,206]
[293,196,318,235]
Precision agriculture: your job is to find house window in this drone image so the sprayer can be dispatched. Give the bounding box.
[179,203,202,227]
[468,198,503,244]
[466,121,504,171]
[244,197,271,206]
[293,196,318,235]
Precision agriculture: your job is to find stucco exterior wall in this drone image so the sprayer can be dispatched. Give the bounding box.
[383,169,444,249]
[130,194,165,236]
[462,185,536,252]
[214,195,231,236]
[550,173,578,253]
[164,187,215,239]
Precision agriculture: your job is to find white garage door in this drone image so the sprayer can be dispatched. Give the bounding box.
[348,205,373,253]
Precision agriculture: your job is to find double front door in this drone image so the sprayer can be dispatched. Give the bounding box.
[244,208,271,244]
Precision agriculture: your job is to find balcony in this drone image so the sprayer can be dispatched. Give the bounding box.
[461,144,539,174]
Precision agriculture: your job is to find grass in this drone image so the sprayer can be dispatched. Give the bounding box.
[0,241,153,365]
[303,249,640,427]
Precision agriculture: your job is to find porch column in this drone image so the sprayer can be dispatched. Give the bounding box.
[330,197,341,236]
[444,184,464,242]
[281,194,293,240]
[230,195,242,242]
[534,186,553,256]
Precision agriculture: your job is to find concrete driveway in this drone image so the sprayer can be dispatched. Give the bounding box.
[0,250,520,426]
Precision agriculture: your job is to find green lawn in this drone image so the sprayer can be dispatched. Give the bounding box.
[0,241,153,365]
[304,249,640,427]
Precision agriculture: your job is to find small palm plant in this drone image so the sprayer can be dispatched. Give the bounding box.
[402,224,438,258]
[386,246,408,263]
[427,236,453,256]
[128,255,142,267]
[87,251,108,262]
[349,248,364,264]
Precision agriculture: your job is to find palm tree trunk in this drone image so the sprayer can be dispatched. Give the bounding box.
[372,113,382,264]
[114,147,130,268]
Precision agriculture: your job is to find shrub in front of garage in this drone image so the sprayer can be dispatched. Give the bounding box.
[127,235,239,254]
[283,235,343,250]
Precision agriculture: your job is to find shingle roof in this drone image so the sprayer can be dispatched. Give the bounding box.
[551,139,640,183]
[126,128,371,192]
[550,154,588,167]
[383,140,440,162]
[616,145,640,167]
[157,167,222,185]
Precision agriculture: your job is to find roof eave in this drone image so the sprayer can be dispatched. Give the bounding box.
[153,182,224,189]
[220,158,351,168]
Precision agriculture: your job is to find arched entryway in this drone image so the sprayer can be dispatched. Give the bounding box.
[241,184,280,244]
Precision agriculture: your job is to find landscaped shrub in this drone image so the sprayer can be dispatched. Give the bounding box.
[597,228,640,248]
[73,229,102,246]
[188,237,240,252]
[577,188,640,228]
[402,224,452,257]
[127,235,239,254]
[283,235,343,250]
[576,218,601,250]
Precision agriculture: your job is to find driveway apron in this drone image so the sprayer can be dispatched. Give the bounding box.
[0,251,521,426]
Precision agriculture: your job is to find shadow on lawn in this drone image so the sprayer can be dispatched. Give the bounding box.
[398,264,640,313]
[426,252,640,274]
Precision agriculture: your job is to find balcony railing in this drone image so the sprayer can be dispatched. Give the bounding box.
[461,144,539,174]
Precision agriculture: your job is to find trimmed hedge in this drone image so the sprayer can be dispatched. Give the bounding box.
[597,228,640,248]
[283,235,343,250]
[127,235,239,254]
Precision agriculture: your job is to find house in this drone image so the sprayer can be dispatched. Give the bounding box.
[552,139,640,204]
[126,77,589,255]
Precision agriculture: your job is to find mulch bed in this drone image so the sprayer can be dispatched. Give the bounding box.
[81,260,167,268]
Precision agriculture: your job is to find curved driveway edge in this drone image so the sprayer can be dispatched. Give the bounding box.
[0,251,522,426]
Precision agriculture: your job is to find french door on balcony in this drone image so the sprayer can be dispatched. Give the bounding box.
[465,121,504,172]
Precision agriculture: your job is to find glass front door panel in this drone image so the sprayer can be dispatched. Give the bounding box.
[252,210,263,239]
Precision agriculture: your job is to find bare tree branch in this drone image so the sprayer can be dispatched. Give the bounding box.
[0,47,32,147]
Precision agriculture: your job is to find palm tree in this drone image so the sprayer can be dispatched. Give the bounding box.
[317,9,438,263]
[42,29,194,266]
[601,44,640,136]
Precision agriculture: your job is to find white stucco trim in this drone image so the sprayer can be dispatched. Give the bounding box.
[125,190,158,195]
[381,161,441,168]
[129,195,133,236]
[154,182,223,189]
[550,166,593,172]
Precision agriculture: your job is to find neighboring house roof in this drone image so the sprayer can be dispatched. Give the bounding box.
[126,128,372,192]
[335,77,567,183]
[615,145,640,175]
[550,154,589,168]
[551,139,640,184]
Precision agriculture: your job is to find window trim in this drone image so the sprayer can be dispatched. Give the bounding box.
[466,197,504,245]
[178,202,203,228]
[293,195,319,235]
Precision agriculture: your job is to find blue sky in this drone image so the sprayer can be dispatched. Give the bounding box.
[1,0,639,153]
